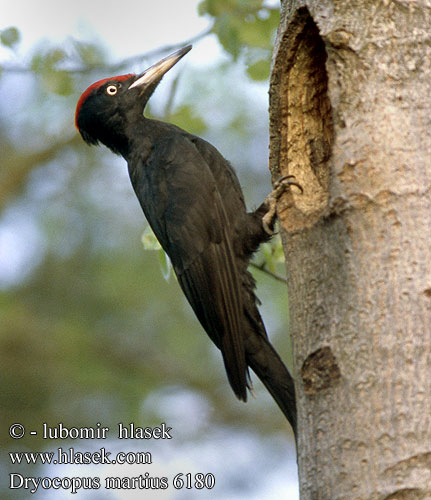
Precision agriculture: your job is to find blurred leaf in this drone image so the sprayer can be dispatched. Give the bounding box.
[74,40,106,67]
[198,1,278,64]
[241,9,279,49]
[198,0,263,17]
[141,225,162,250]
[168,104,207,135]
[158,249,172,281]
[198,0,229,17]
[142,226,172,281]
[30,46,75,95]
[246,57,270,80]
[253,234,285,274]
[49,48,66,65]
[272,235,285,263]
[31,47,66,72]
[0,27,20,48]
[41,70,74,95]
[262,242,275,273]
[213,14,242,59]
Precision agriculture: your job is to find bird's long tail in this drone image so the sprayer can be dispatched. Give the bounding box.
[246,336,297,437]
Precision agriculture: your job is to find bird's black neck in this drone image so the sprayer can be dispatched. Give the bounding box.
[124,117,187,165]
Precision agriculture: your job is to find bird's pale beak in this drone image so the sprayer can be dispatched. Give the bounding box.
[129,45,192,91]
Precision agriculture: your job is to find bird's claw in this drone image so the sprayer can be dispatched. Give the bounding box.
[262,219,277,236]
[262,175,303,235]
[273,175,303,195]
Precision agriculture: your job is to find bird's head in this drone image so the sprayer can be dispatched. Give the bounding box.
[75,45,192,156]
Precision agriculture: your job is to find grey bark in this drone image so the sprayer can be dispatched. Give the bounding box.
[269,1,431,499]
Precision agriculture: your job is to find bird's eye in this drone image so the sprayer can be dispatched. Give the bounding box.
[106,85,118,96]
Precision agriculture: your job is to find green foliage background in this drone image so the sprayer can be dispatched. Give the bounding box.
[0,2,295,498]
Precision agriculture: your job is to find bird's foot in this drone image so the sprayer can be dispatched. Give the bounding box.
[262,175,303,235]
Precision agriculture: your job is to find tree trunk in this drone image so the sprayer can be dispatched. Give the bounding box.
[269,1,431,498]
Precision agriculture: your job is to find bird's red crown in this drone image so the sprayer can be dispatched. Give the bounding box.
[75,73,133,129]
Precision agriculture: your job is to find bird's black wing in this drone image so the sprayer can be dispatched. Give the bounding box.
[128,132,248,400]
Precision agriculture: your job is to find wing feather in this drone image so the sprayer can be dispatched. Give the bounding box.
[129,131,247,399]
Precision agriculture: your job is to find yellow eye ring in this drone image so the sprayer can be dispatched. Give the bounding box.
[106,85,118,96]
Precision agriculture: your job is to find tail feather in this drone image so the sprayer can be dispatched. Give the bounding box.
[246,336,297,436]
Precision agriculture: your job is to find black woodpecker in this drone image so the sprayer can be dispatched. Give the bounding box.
[75,45,297,434]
